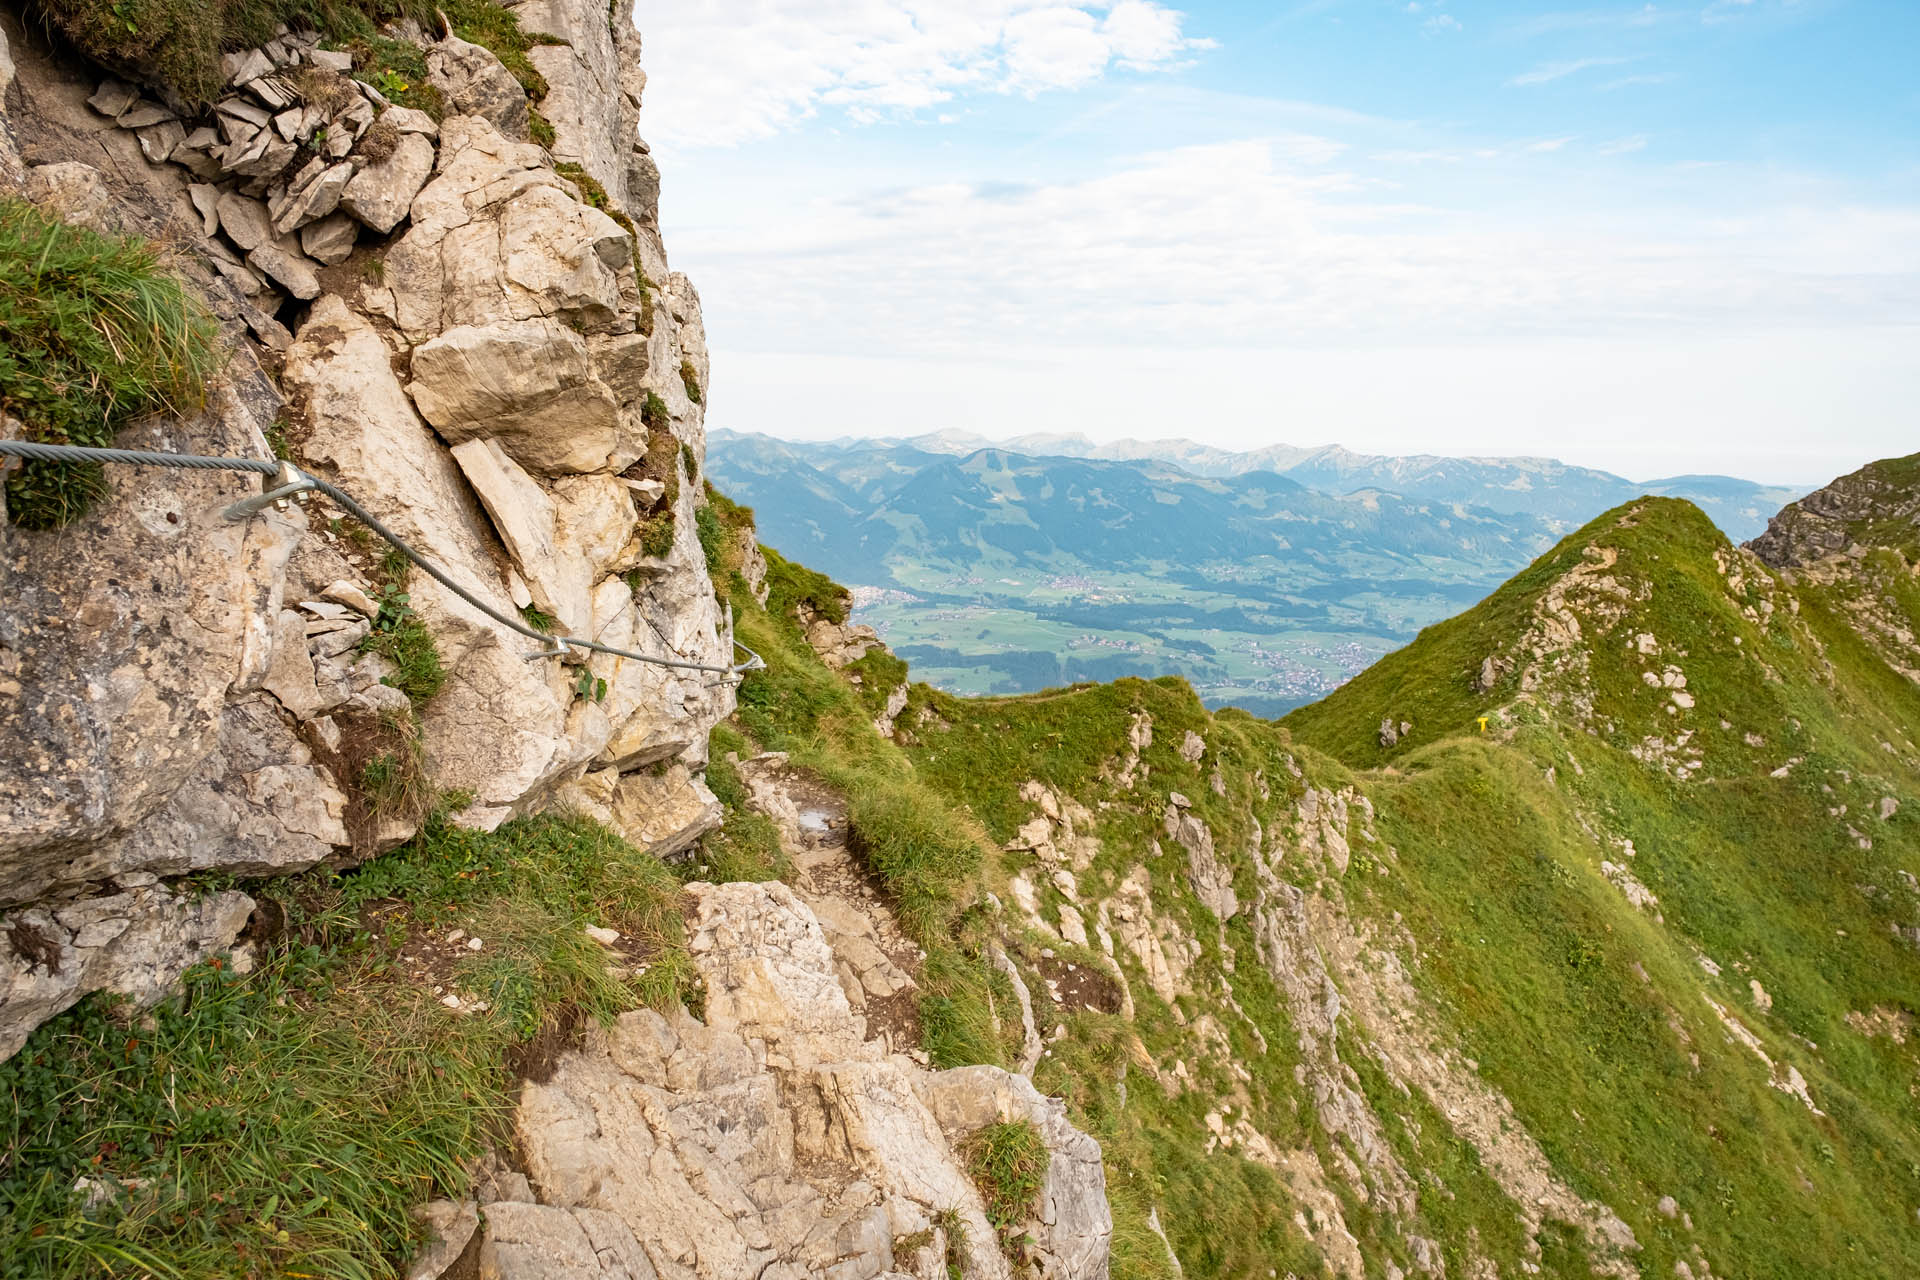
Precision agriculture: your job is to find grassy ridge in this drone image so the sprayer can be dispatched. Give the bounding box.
[884,491,1920,1277]
[4,465,1915,1280]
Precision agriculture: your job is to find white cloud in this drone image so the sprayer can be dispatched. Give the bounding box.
[1600,71,1677,90]
[1424,14,1463,33]
[631,1,1211,148]
[1509,55,1632,86]
[1506,6,1671,38]
[675,138,1920,363]
[1599,133,1648,154]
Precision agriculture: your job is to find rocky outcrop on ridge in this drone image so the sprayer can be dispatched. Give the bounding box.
[0,3,730,1056]
[1746,452,1920,569]
[427,879,1112,1280]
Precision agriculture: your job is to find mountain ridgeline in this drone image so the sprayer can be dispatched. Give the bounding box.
[861,450,1920,1278]
[5,6,1914,1278]
[709,429,1804,715]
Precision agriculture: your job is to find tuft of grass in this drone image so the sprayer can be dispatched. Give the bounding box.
[965,1119,1048,1237]
[679,359,702,405]
[641,389,670,432]
[528,106,556,149]
[519,603,558,633]
[360,575,446,708]
[554,162,639,243]
[637,508,676,559]
[0,200,219,529]
[0,811,695,1280]
[934,1207,969,1280]
[695,502,726,574]
[357,714,429,821]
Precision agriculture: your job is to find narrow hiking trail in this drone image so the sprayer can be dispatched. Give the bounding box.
[732,753,928,1056]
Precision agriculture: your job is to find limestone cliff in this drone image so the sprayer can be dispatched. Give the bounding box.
[0,2,730,1057]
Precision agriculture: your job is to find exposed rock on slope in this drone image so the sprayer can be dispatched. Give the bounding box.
[0,4,730,1054]
[1747,452,1920,568]
[476,880,1111,1280]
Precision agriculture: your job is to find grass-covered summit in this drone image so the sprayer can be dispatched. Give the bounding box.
[887,461,1920,1278]
[1282,493,1920,784]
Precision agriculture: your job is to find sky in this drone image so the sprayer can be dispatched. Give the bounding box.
[628,1,1920,485]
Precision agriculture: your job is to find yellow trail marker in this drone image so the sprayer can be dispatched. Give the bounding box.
[1476,715,1489,733]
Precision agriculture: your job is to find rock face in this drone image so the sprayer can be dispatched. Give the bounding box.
[0,13,733,1054]
[1747,453,1920,569]
[501,881,1113,1280]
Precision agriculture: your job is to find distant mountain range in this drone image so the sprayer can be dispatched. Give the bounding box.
[708,429,1804,714]
[803,430,1803,540]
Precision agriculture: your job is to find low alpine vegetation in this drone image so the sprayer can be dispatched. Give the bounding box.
[0,811,696,1280]
[965,1119,1049,1236]
[0,199,218,529]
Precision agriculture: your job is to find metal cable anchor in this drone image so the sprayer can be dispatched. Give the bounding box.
[223,459,318,521]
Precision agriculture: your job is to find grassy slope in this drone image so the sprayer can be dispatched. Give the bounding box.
[892,495,1920,1277]
[0,814,698,1279]
[6,482,1916,1279]
[1277,498,1920,1277]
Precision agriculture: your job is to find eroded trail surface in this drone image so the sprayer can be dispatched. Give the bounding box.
[733,754,926,1056]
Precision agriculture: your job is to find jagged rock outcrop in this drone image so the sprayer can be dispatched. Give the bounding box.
[1747,453,1920,569]
[0,7,733,1054]
[494,880,1113,1280]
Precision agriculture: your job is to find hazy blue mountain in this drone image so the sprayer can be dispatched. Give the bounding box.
[707,430,1799,714]
[802,430,1802,541]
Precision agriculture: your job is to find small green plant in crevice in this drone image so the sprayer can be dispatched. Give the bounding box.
[351,35,445,118]
[573,666,608,704]
[932,1207,969,1280]
[264,412,293,461]
[636,502,677,559]
[696,502,727,573]
[625,426,682,561]
[520,603,558,633]
[680,440,698,480]
[554,161,639,241]
[0,199,219,529]
[680,359,703,405]
[641,389,671,432]
[529,106,557,149]
[361,574,446,708]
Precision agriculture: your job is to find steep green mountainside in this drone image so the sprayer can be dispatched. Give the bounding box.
[781,464,1920,1276]
[7,463,1911,1279]
[706,456,1920,1278]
